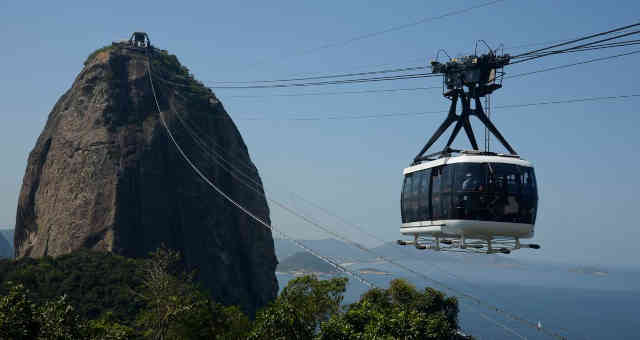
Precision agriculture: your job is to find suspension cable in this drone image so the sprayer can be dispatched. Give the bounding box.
[209,73,440,89]
[517,39,640,57]
[510,29,640,65]
[147,58,376,289]
[153,47,639,101]
[205,66,427,84]
[506,49,640,78]
[169,99,535,322]
[222,86,441,99]
[511,21,640,58]
[151,74,570,339]
[253,0,507,61]
[220,93,640,121]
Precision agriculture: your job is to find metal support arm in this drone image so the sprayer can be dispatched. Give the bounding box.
[413,93,458,163]
[413,91,517,163]
[471,97,517,155]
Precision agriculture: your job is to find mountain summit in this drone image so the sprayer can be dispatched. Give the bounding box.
[14,40,277,315]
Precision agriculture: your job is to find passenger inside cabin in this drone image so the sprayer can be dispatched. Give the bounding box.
[461,172,484,191]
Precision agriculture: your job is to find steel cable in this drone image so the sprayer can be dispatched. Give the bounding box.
[151,67,569,339]
[147,58,377,289]
[511,21,640,58]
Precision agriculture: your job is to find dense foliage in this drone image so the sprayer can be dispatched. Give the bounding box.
[0,249,469,339]
[318,280,461,339]
[84,45,115,66]
[0,282,132,339]
[0,250,144,323]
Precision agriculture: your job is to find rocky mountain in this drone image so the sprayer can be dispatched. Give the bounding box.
[14,42,277,316]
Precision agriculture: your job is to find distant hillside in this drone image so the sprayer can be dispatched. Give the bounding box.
[0,229,13,245]
[570,266,608,276]
[274,238,374,262]
[0,231,12,258]
[369,241,424,260]
[277,251,338,273]
[275,238,527,272]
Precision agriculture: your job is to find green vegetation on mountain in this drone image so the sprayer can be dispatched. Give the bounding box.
[0,250,143,322]
[84,44,115,65]
[0,248,468,339]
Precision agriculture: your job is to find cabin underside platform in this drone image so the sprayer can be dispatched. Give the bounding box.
[398,227,540,254]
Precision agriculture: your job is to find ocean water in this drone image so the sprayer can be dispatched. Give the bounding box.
[277,258,640,339]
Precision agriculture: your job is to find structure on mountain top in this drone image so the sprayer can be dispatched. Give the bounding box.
[129,31,150,48]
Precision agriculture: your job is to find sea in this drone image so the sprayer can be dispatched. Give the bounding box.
[277,257,640,340]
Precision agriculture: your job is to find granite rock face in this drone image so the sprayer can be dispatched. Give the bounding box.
[14,44,277,315]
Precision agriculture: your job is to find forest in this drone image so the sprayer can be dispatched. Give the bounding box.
[0,248,467,339]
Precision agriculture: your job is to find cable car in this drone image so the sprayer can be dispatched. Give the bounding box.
[397,50,540,253]
[400,151,539,253]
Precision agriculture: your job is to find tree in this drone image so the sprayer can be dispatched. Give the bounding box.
[0,250,145,324]
[249,275,347,340]
[36,294,87,340]
[279,275,347,327]
[135,246,252,340]
[0,282,39,339]
[318,279,462,340]
[0,252,470,340]
[136,246,208,339]
[85,312,134,340]
[208,304,251,340]
[0,282,115,340]
[248,300,314,340]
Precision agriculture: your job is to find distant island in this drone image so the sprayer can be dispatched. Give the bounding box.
[358,267,391,275]
[277,251,338,274]
[276,251,392,276]
[569,266,608,276]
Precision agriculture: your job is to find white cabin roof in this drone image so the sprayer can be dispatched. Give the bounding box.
[403,153,533,175]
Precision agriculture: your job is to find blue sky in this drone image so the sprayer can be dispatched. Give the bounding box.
[1,0,639,268]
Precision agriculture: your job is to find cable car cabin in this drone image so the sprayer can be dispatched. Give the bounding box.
[399,152,539,254]
[398,49,540,253]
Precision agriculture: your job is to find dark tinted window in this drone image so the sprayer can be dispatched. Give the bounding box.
[401,173,413,223]
[454,163,487,192]
[431,167,442,220]
[440,166,453,219]
[452,163,490,220]
[402,163,537,225]
[411,170,421,222]
[494,164,520,194]
[522,167,537,197]
[417,168,431,221]
[489,164,537,223]
[519,167,538,224]
[402,169,430,223]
